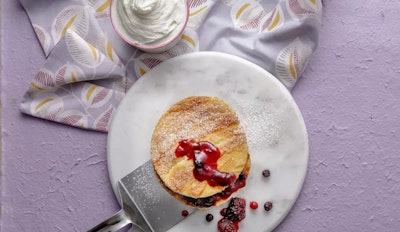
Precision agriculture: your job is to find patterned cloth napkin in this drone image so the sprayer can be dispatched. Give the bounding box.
[19,0,322,132]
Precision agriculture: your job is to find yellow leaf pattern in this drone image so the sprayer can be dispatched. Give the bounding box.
[30,82,44,91]
[106,41,114,62]
[51,5,89,44]
[66,31,104,68]
[275,37,313,88]
[88,0,111,18]
[96,0,110,13]
[134,53,169,78]
[236,3,251,20]
[289,53,297,79]
[286,0,322,21]
[61,14,78,39]
[139,68,146,76]
[81,83,113,108]
[181,34,196,47]
[30,93,64,120]
[187,0,213,29]
[71,72,77,82]
[20,0,321,131]
[134,28,200,78]
[86,85,98,101]
[190,6,208,17]
[86,41,98,61]
[260,6,284,33]
[231,0,265,32]
[269,11,280,30]
[55,63,85,86]
[35,98,54,111]
[56,110,88,128]
[30,68,55,91]
[93,32,122,67]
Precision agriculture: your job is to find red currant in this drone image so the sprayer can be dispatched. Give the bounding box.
[250,201,258,210]
[181,210,189,217]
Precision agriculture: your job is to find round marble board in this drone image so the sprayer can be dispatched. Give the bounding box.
[107,52,309,232]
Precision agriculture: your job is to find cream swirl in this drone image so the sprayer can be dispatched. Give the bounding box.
[118,0,186,45]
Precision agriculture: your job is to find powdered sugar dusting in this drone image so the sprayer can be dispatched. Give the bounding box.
[121,162,161,210]
[234,97,284,150]
[151,96,250,199]
[107,52,308,232]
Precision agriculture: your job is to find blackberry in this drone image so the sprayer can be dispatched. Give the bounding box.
[217,218,238,232]
[224,197,246,222]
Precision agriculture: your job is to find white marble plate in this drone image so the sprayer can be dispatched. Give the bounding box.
[107,52,308,232]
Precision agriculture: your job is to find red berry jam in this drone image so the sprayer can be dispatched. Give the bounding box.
[250,201,258,210]
[181,210,189,217]
[175,140,236,187]
[181,172,247,208]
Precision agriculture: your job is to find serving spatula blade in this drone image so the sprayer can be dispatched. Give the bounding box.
[88,160,195,232]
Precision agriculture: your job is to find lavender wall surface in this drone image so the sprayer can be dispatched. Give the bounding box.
[1,1,400,231]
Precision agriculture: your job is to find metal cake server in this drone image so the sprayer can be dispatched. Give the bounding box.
[88,160,195,232]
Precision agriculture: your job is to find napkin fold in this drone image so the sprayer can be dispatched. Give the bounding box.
[19,0,322,132]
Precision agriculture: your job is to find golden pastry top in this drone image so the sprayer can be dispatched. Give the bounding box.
[151,96,249,199]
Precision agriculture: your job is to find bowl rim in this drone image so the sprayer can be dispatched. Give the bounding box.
[110,0,189,50]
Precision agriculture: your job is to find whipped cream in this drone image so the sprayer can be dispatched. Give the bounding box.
[118,0,186,45]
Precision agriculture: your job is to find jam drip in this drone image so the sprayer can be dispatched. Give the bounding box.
[182,172,247,208]
[175,139,236,187]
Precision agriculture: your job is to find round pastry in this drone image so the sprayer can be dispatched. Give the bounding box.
[151,96,250,207]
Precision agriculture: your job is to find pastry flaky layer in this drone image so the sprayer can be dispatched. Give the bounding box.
[151,96,250,199]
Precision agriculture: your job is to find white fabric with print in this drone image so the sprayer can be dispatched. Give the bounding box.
[19,0,322,132]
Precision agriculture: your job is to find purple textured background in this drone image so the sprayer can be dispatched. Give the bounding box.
[1,1,400,231]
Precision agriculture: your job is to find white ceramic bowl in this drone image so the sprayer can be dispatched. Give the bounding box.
[110,0,189,53]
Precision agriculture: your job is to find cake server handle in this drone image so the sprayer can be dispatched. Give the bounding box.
[87,210,131,232]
